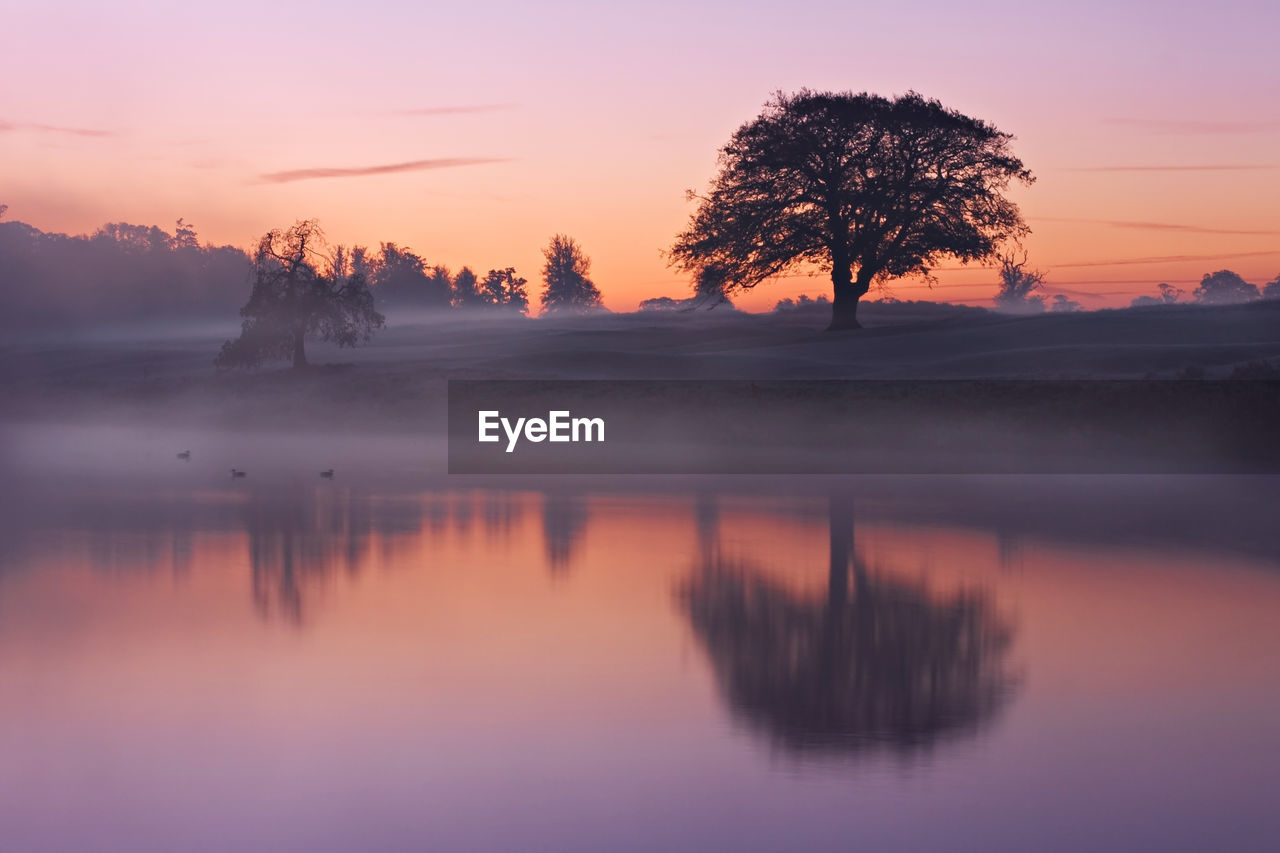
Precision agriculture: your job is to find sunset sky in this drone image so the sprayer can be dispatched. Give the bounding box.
[3,0,1279,311]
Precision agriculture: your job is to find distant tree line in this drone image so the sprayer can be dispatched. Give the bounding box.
[214,223,607,369]
[0,206,607,340]
[991,255,1280,314]
[255,230,603,319]
[0,213,251,334]
[1130,270,1280,308]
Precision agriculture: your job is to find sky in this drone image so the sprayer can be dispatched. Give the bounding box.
[3,0,1279,311]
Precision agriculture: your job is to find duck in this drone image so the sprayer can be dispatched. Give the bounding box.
[320,469,335,479]
[177,450,191,460]
[230,468,247,478]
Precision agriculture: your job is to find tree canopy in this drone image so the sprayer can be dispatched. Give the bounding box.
[1193,269,1260,305]
[670,90,1033,329]
[1264,275,1280,301]
[478,267,530,313]
[451,266,482,308]
[216,220,384,370]
[369,242,451,309]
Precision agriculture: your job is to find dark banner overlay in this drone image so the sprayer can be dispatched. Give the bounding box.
[448,380,1280,475]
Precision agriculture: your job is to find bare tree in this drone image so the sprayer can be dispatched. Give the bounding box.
[993,248,1046,313]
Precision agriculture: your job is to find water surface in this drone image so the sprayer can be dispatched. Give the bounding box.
[1,427,1278,851]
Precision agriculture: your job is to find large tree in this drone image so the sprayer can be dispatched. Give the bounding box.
[540,234,603,314]
[216,220,384,370]
[671,90,1034,330]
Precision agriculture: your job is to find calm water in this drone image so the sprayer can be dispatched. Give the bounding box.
[2,427,1279,851]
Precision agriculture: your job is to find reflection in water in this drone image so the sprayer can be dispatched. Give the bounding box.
[542,491,588,574]
[3,451,1280,850]
[680,495,1017,757]
[244,487,377,623]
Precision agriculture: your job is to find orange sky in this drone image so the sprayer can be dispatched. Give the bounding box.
[3,1,1279,311]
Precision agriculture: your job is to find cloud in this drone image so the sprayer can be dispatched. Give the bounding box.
[256,157,509,184]
[0,119,114,137]
[936,250,1280,275]
[1067,164,1279,172]
[392,103,517,116]
[1103,118,1280,135]
[1047,250,1280,269]
[1036,217,1280,236]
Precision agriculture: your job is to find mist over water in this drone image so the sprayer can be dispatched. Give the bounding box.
[1,422,1278,852]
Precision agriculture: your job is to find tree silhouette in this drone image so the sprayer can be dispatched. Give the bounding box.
[94,222,172,252]
[452,266,483,308]
[540,234,603,314]
[671,90,1033,330]
[1131,282,1184,308]
[679,496,1017,757]
[1049,293,1082,313]
[371,242,451,309]
[428,265,453,304]
[478,267,530,313]
[1264,275,1280,301]
[772,294,831,313]
[216,220,384,370]
[1194,269,1260,305]
[542,491,588,575]
[993,248,1046,313]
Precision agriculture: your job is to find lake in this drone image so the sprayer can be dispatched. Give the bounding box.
[1,425,1278,851]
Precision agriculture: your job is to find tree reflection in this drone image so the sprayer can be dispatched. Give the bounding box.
[679,495,1017,758]
[244,489,528,623]
[542,491,588,575]
[243,487,374,623]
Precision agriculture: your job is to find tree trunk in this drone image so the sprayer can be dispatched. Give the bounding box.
[827,265,868,331]
[292,330,307,369]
